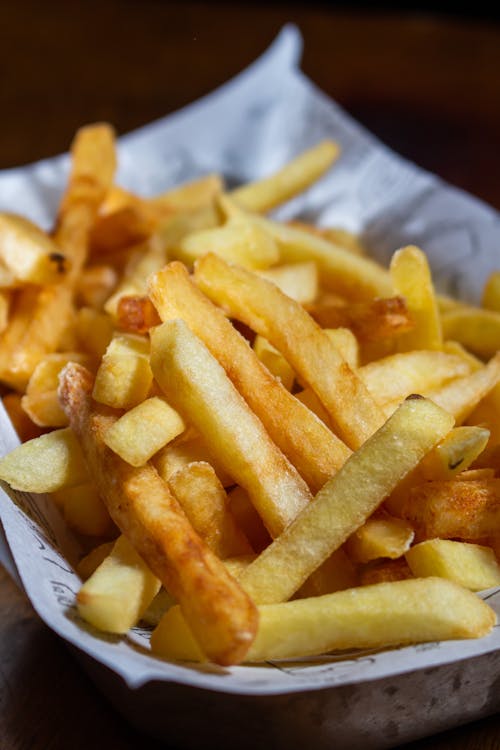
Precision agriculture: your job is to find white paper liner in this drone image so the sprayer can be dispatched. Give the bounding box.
[0,25,499,696]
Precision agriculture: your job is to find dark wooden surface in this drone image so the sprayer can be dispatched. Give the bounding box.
[1,2,500,748]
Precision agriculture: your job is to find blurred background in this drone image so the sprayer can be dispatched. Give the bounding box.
[0,0,499,210]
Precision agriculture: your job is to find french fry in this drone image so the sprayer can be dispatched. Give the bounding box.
[176,214,279,270]
[76,265,118,309]
[226,486,272,553]
[149,174,223,215]
[92,334,152,409]
[21,352,91,427]
[359,558,413,586]
[168,462,253,558]
[148,262,350,492]
[306,296,413,342]
[405,539,500,591]
[296,548,358,598]
[59,362,258,665]
[344,510,414,564]
[76,541,114,580]
[0,213,68,286]
[257,262,318,304]
[0,427,89,492]
[151,577,495,662]
[401,478,500,542]
[323,328,359,369]
[150,319,313,537]
[104,236,167,317]
[194,254,386,450]
[154,433,233,488]
[74,307,114,361]
[390,245,442,351]
[90,204,157,253]
[231,140,339,213]
[77,534,161,633]
[441,306,500,359]
[103,396,186,467]
[250,214,393,301]
[253,335,295,391]
[288,222,367,256]
[359,350,472,407]
[0,290,9,333]
[424,352,500,424]
[237,396,454,605]
[116,295,161,334]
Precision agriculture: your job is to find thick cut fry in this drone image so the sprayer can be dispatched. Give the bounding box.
[0,427,88,492]
[150,319,313,537]
[359,558,413,586]
[168,463,253,558]
[306,296,413,342]
[58,363,258,666]
[231,141,339,213]
[0,290,9,333]
[385,425,491,516]
[296,549,358,598]
[251,215,393,301]
[323,328,359,369]
[104,397,186,467]
[194,254,386,450]
[149,263,350,492]
[90,204,156,253]
[359,350,472,407]
[150,174,223,214]
[390,245,442,351]
[0,284,73,390]
[154,433,233,488]
[406,539,500,591]
[226,486,272,553]
[441,306,500,359]
[116,295,161,334]
[77,535,161,633]
[344,511,414,564]
[424,352,500,424]
[151,578,495,663]
[253,335,295,391]
[76,541,114,580]
[21,352,91,427]
[74,307,114,361]
[238,396,454,604]
[401,478,500,541]
[288,222,367,256]
[257,262,318,304]
[177,215,279,270]
[92,334,152,409]
[0,213,68,286]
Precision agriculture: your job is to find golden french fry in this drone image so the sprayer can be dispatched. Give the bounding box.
[90,204,157,253]
[177,214,279,270]
[0,427,88,492]
[257,262,318,304]
[58,362,258,666]
[359,558,413,586]
[306,295,413,342]
[55,482,114,537]
[0,213,68,286]
[406,539,500,591]
[150,319,313,537]
[151,577,495,662]
[2,392,44,442]
[0,290,9,333]
[425,352,500,424]
[390,245,442,351]
[148,262,350,492]
[441,306,500,359]
[168,462,253,558]
[401,477,500,542]
[76,265,118,309]
[253,335,295,391]
[251,214,393,301]
[154,433,234,488]
[103,396,186,467]
[92,334,152,409]
[76,541,114,580]
[296,548,358,598]
[194,254,386,450]
[231,140,339,213]
[21,352,91,427]
[104,236,167,317]
[77,534,161,633]
[237,396,454,605]
[150,174,223,214]
[116,295,161,334]
[323,328,359,369]
[344,511,414,564]
[359,350,472,407]
[74,307,114,361]
[226,486,272,553]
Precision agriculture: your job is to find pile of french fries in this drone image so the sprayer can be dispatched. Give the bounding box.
[1,124,500,667]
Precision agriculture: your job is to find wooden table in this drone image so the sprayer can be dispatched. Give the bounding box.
[0,3,499,748]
